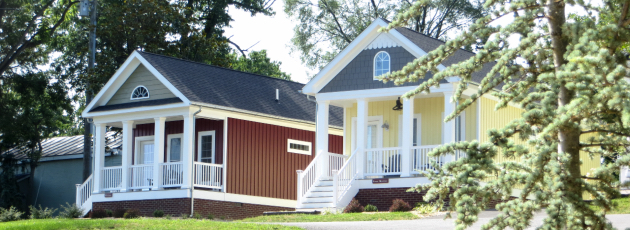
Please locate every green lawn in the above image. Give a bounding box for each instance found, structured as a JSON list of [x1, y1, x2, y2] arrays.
[[0, 218, 300, 230], [591, 197, 630, 214], [237, 212, 420, 222]]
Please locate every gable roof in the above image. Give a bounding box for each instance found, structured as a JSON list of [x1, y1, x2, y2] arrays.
[[86, 51, 343, 127], [4, 132, 121, 160]]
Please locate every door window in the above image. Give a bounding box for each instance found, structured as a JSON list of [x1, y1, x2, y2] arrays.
[[138, 141, 154, 165], [197, 131, 216, 163], [167, 134, 183, 162]]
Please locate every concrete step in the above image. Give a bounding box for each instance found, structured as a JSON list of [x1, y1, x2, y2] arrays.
[[300, 202, 335, 209], [311, 185, 333, 192], [303, 196, 333, 203]]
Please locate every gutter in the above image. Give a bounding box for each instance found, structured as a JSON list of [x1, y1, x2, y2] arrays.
[[190, 106, 202, 217]]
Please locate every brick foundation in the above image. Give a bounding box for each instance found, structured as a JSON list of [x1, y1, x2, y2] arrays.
[[93, 197, 294, 219]]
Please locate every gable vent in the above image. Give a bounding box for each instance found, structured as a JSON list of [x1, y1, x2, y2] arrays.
[[365, 34, 400, 50]]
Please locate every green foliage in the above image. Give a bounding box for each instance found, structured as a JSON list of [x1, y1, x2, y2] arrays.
[[105, 210, 113, 217], [343, 198, 364, 213], [380, 0, 630, 228], [413, 202, 437, 214], [388, 199, 412, 212], [207, 213, 214, 220], [237, 212, 419, 222], [193, 212, 203, 219], [28, 205, 56, 219], [153, 210, 164, 218], [58, 203, 83, 219], [112, 209, 126, 218], [228, 50, 292, 81], [0, 155, 24, 209], [91, 209, 108, 219], [283, 0, 485, 70], [0, 218, 302, 229], [123, 209, 140, 219], [364, 204, 378, 212], [0, 206, 23, 222], [181, 213, 190, 219], [164, 214, 172, 220]]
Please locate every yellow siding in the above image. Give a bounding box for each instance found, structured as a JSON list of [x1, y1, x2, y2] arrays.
[[463, 100, 478, 141]]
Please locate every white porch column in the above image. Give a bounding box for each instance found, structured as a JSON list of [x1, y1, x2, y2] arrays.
[[443, 92, 456, 163], [181, 113, 194, 189], [152, 117, 166, 190], [401, 97, 415, 177], [356, 98, 368, 179], [121, 120, 134, 192], [316, 100, 330, 178], [92, 123, 106, 194]]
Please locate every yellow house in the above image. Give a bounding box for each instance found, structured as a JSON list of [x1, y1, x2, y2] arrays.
[[297, 18, 601, 210]]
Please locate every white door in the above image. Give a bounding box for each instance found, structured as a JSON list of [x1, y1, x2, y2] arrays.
[[136, 141, 154, 187]]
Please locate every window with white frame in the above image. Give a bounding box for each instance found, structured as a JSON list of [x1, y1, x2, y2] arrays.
[[287, 139, 312, 155], [398, 114, 422, 146], [373, 51, 390, 79], [197, 131, 215, 163], [130, 85, 149, 99], [167, 134, 183, 162]]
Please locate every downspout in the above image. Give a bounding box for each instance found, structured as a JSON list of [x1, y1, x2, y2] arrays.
[[190, 106, 202, 217]]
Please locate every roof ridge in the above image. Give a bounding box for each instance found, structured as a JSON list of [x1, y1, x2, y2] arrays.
[[394, 27, 477, 55], [137, 51, 307, 86]]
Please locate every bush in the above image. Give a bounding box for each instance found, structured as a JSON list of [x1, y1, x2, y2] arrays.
[[106, 210, 113, 217], [389, 199, 412, 212], [29, 205, 56, 219], [207, 213, 214, 219], [364, 204, 378, 212], [180, 213, 189, 219], [414, 202, 437, 214], [59, 202, 84, 218], [193, 212, 203, 219], [165, 214, 172, 219], [343, 198, 364, 213], [153, 210, 164, 218], [0, 206, 23, 222], [91, 209, 108, 219], [123, 209, 140, 219], [113, 208, 126, 218]]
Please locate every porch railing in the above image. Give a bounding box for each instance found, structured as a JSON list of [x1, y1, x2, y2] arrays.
[[411, 145, 441, 172], [193, 162, 222, 189], [296, 151, 326, 203], [160, 162, 183, 187], [328, 153, 348, 178], [129, 165, 153, 189], [364, 147, 402, 176], [102, 166, 123, 191], [75, 174, 93, 216], [333, 149, 359, 205]]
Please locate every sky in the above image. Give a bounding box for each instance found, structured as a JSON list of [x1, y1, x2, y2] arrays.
[[224, 1, 313, 84]]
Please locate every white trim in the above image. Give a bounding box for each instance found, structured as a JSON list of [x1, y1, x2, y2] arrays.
[[315, 83, 454, 102], [166, 134, 183, 162], [85, 103, 189, 118], [130, 85, 150, 100], [373, 51, 391, 80], [343, 107, 347, 155], [83, 51, 191, 118], [92, 189, 190, 202], [365, 33, 400, 50], [193, 190, 297, 208], [287, 139, 312, 155], [197, 130, 216, 164], [351, 116, 383, 151], [134, 136, 154, 165], [222, 118, 229, 192], [459, 111, 466, 141], [398, 114, 422, 146]]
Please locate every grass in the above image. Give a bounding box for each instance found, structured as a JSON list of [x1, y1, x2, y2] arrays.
[[591, 196, 630, 214], [0, 218, 301, 230], [237, 212, 420, 223]]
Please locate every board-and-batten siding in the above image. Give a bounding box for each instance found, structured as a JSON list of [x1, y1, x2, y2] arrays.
[[106, 65, 177, 105], [132, 119, 224, 164], [226, 118, 343, 200]]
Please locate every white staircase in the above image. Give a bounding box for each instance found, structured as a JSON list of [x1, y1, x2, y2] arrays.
[[299, 179, 335, 209], [75, 174, 93, 216]]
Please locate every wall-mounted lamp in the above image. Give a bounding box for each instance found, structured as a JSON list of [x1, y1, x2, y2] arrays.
[[382, 121, 390, 131], [392, 97, 403, 111]]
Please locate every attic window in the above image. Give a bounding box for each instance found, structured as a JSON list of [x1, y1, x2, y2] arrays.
[[131, 86, 149, 100], [287, 139, 311, 155], [373, 51, 390, 80]]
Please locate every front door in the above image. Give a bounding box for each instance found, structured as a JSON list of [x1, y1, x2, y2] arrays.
[[136, 141, 154, 187]]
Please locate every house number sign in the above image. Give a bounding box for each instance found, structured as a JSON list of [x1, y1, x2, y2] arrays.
[[105, 193, 113, 198], [372, 178, 389, 184]]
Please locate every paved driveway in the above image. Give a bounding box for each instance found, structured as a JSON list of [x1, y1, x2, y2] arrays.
[[279, 211, 630, 230]]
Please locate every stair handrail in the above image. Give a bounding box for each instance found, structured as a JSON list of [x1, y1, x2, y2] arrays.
[[296, 150, 328, 205], [333, 149, 359, 206], [75, 174, 93, 215]]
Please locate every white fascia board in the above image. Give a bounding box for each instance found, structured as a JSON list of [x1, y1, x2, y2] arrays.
[[82, 51, 191, 118], [315, 83, 454, 102], [91, 105, 192, 124], [85, 103, 190, 120], [193, 190, 297, 208]]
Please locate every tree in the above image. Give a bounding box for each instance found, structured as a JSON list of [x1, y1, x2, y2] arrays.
[[378, 0, 630, 228], [228, 50, 292, 80], [284, 0, 485, 70]]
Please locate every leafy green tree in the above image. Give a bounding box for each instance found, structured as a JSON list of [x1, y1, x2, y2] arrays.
[[379, 0, 630, 228], [228, 50, 292, 80], [284, 0, 485, 70]]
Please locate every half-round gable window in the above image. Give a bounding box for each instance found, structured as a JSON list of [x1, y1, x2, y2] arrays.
[[131, 86, 150, 100], [373, 51, 390, 79]]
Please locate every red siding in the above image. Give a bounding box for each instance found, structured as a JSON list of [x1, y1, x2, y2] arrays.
[[226, 118, 343, 200]]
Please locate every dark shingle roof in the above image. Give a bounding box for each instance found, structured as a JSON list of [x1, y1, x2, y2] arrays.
[[137, 52, 343, 127], [91, 98, 183, 112], [5, 132, 121, 160]]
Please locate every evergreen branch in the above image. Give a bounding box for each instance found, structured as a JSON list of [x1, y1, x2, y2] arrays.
[[581, 130, 630, 137]]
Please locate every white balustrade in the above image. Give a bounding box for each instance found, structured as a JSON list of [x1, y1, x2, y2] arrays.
[[102, 167, 123, 191], [129, 165, 154, 189], [364, 147, 402, 176], [333, 149, 359, 205], [161, 162, 183, 187], [75, 174, 93, 216], [193, 162, 223, 189], [328, 153, 348, 178], [411, 145, 443, 173], [297, 151, 325, 201]]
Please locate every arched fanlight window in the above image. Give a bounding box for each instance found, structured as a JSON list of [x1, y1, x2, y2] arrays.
[[130, 86, 150, 100], [373, 51, 390, 79]]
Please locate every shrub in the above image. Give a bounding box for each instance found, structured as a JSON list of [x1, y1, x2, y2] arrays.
[[106, 210, 113, 217], [389, 199, 412, 212], [207, 213, 214, 219], [153, 210, 164, 218], [59, 202, 84, 218], [193, 212, 203, 219], [29, 205, 56, 219], [414, 202, 437, 214], [343, 198, 364, 213], [91, 209, 108, 219], [123, 209, 140, 219], [0, 206, 23, 222], [165, 214, 172, 219], [180, 213, 189, 219], [113, 208, 126, 218], [364, 204, 378, 212]]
